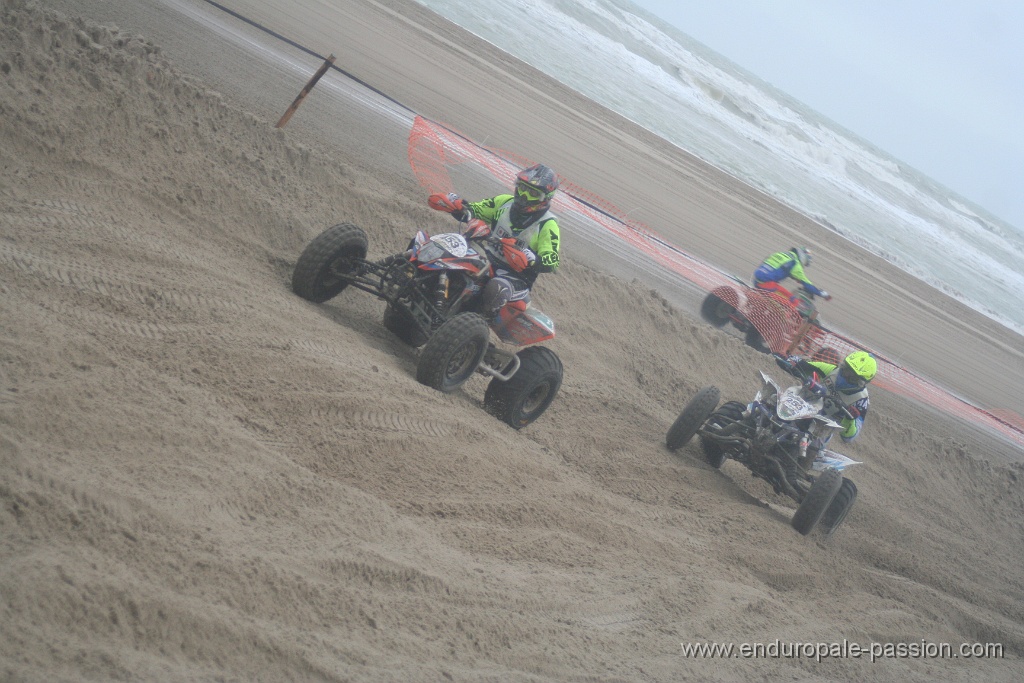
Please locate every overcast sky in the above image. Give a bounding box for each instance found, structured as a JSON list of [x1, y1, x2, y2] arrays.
[[628, 0, 1024, 230]]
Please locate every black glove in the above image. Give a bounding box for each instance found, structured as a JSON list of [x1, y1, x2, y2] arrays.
[[775, 354, 797, 374]]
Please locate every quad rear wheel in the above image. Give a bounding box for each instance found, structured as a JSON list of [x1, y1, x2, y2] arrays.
[[700, 292, 735, 327], [484, 346, 563, 429], [791, 467, 844, 535], [819, 477, 857, 537], [416, 313, 490, 393]]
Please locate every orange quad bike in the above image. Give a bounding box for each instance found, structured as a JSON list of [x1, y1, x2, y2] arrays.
[[291, 209, 562, 430], [700, 276, 827, 355]]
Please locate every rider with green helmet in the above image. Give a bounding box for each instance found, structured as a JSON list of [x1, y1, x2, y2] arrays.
[[777, 350, 877, 442]]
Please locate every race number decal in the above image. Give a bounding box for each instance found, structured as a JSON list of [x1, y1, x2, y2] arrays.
[[778, 392, 813, 420], [432, 233, 468, 257]]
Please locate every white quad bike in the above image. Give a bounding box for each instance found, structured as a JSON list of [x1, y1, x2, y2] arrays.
[[666, 363, 861, 536]]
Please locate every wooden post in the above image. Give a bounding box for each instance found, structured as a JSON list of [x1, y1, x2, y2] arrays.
[[275, 54, 336, 128], [787, 320, 812, 355]]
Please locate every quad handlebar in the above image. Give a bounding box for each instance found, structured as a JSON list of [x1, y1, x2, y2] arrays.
[[773, 353, 855, 420]]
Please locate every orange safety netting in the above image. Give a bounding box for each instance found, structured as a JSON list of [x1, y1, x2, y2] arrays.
[[408, 116, 1024, 449]]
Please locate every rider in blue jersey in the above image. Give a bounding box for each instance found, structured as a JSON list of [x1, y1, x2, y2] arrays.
[[753, 247, 831, 300]]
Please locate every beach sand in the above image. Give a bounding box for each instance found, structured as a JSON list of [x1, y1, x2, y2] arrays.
[[1, 0, 1022, 680]]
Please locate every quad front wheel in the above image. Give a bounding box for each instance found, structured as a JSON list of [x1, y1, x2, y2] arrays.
[[291, 223, 368, 302], [484, 346, 563, 429], [416, 313, 490, 393], [666, 386, 720, 451], [791, 467, 844, 535]]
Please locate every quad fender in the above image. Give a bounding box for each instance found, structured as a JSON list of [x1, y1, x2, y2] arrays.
[[493, 304, 555, 346]]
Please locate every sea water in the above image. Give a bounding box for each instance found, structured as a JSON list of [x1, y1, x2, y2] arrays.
[[414, 0, 1024, 335]]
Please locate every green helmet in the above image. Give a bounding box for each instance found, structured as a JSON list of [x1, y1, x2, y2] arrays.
[[840, 351, 877, 388]]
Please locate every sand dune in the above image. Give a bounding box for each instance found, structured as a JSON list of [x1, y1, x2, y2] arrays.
[[1, 1, 1022, 681]]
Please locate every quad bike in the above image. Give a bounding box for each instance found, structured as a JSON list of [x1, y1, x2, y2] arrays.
[[701, 276, 827, 355], [665, 362, 861, 536], [290, 216, 562, 429]]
